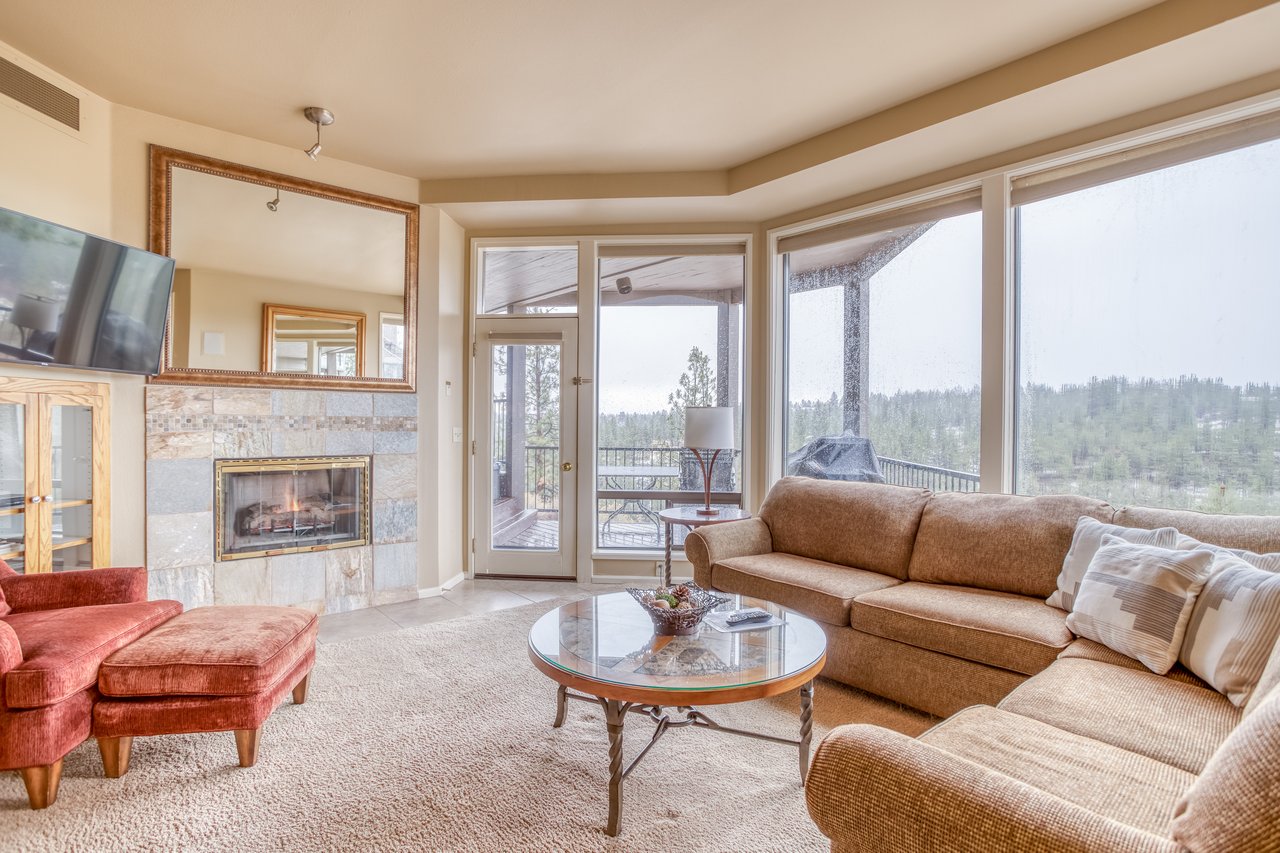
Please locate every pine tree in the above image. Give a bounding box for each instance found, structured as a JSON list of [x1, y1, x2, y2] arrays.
[[667, 346, 715, 435]]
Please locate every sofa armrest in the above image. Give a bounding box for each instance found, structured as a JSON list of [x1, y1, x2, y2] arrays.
[[0, 566, 149, 613], [0, 621, 21, 674], [806, 724, 1177, 853], [685, 518, 773, 589]]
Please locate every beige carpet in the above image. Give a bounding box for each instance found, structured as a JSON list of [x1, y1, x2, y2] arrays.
[[3, 598, 933, 852]]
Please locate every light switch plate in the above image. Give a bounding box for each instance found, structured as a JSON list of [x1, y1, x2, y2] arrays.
[[202, 331, 225, 356], [452, 427, 463, 443]]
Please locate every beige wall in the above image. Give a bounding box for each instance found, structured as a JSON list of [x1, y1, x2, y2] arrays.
[[0, 39, 468, 586], [174, 268, 402, 374]]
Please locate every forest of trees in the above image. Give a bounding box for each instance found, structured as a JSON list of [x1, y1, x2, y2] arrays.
[[599, 370, 1280, 515]]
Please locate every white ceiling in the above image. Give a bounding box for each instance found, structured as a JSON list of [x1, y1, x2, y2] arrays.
[[170, 167, 406, 293], [2, 1, 1279, 228]]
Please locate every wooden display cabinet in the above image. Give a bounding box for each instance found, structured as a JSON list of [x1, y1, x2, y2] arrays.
[[0, 377, 109, 573]]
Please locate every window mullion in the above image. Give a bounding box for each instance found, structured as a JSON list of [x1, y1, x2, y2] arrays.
[[979, 174, 1014, 494]]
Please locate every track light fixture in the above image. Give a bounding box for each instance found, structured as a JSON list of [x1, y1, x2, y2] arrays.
[[266, 188, 280, 212], [302, 106, 334, 160]]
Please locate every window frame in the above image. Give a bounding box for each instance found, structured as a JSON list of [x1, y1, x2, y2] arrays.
[[767, 98, 1280, 504]]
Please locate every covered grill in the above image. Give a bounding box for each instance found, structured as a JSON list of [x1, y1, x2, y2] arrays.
[[785, 432, 885, 483]]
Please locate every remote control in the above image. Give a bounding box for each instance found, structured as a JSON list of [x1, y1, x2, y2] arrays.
[[726, 609, 771, 625]]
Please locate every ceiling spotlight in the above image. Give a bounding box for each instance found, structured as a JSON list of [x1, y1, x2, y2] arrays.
[[302, 106, 334, 160], [616, 276, 633, 295], [266, 188, 280, 212]]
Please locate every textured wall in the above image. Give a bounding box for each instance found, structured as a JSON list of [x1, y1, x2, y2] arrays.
[[144, 385, 419, 613]]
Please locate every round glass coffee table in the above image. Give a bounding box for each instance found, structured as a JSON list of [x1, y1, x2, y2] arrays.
[[528, 591, 827, 836]]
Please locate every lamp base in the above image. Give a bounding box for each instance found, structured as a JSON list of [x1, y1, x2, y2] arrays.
[[695, 507, 720, 516]]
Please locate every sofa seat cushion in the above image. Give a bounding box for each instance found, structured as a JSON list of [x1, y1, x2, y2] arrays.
[[999, 658, 1241, 774], [908, 492, 1113, 598], [850, 583, 1071, 675], [921, 705, 1196, 836], [1058, 638, 1209, 688], [712, 554, 899, 626], [99, 605, 318, 698], [3, 599, 183, 709]]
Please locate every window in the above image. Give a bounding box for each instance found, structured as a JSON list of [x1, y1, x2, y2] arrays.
[[1015, 135, 1280, 513], [782, 202, 981, 492], [595, 248, 745, 550], [478, 245, 578, 315], [379, 312, 404, 379]]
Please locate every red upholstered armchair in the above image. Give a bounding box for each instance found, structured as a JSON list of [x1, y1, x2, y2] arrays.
[[0, 561, 181, 809]]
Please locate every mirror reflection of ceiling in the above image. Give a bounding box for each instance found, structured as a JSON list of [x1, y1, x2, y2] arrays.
[[170, 167, 405, 295]]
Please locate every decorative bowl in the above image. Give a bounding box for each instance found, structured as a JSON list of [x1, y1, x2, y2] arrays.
[[626, 582, 729, 636]]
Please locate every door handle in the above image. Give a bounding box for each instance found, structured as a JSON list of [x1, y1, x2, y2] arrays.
[[561, 461, 574, 472], [29, 495, 41, 504]]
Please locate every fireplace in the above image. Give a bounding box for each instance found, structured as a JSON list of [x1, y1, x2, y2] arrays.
[[214, 456, 370, 561]]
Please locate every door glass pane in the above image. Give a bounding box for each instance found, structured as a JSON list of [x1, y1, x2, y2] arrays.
[[51, 541, 92, 572], [0, 511, 23, 572], [52, 405, 93, 503], [783, 211, 982, 492], [491, 342, 562, 550], [479, 246, 578, 315], [1016, 137, 1280, 512], [595, 253, 744, 551], [0, 402, 24, 510]]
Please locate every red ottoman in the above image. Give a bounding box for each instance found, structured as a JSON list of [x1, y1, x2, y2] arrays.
[[92, 605, 317, 777]]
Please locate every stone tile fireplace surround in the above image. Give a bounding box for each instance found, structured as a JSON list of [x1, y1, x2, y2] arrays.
[[145, 386, 419, 613]]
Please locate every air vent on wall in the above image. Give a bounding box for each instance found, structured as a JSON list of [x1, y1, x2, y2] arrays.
[[0, 56, 79, 131]]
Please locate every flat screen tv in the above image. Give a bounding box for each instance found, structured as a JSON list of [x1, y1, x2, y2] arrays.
[[0, 206, 175, 375]]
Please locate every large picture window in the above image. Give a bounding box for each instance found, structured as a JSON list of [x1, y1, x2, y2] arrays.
[[1015, 135, 1280, 513], [782, 203, 981, 492]]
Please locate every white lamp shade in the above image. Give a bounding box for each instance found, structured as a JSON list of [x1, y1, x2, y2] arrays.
[[684, 406, 735, 449], [11, 293, 60, 332]]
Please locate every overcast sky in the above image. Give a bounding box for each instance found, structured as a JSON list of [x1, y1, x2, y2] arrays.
[[593, 137, 1279, 415]]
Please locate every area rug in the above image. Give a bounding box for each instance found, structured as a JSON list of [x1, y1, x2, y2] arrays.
[[3, 598, 933, 852]]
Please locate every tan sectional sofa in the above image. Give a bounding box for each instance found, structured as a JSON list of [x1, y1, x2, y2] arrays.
[[686, 477, 1280, 852]]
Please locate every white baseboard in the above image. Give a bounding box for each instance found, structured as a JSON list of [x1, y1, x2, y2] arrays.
[[418, 571, 466, 599]]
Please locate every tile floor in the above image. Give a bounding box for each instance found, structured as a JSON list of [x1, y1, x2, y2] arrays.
[[317, 577, 628, 644]]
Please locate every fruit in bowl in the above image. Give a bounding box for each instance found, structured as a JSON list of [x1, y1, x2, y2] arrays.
[[627, 582, 729, 636]]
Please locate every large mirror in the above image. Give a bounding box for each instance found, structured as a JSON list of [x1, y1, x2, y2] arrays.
[[149, 146, 417, 390]]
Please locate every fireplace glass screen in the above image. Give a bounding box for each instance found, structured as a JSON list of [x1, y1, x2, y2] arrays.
[[215, 456, 369, 561]]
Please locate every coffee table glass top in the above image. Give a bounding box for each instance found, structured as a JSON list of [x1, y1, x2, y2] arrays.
[[529, 591, 826, 693]]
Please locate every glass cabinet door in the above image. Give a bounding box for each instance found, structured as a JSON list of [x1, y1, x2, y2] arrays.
[[49, 404, 95, 572], [0, 400, 28, 572]]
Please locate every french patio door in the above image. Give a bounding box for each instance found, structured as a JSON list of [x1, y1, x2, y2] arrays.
[[473, 317, 578, 577]]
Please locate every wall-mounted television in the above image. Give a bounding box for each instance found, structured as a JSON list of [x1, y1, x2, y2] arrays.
[[0, 206, 175, 375]]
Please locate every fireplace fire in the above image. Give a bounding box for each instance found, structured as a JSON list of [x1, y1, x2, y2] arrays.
[[215, 456, 370, 561]]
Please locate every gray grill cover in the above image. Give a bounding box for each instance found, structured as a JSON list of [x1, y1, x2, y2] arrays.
[[786, 432, 886, 483]]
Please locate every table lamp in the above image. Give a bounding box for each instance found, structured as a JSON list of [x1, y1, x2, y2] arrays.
[[11, 293, 60, 351], [684, 406, 735, 515]]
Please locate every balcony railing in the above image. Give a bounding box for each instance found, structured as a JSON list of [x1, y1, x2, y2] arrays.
[[876, 456, 980, 493]]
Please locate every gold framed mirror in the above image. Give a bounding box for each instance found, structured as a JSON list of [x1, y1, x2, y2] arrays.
[[148, 145, 417, 391]]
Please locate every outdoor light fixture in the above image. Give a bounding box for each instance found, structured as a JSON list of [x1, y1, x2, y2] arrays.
[[684, 406, 736, 515], [616, 276, 633, 295], [302, 106, 334, 160], [266, 188, 280, 211]]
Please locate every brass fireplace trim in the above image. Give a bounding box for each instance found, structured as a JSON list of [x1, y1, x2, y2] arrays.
[[214, 455, 371, 562]]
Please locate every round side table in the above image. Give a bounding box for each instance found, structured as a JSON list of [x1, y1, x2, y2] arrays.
[[658, 505, 752, 586]]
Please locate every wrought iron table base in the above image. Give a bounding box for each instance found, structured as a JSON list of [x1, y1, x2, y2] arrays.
[[551, 681, 815, 837]]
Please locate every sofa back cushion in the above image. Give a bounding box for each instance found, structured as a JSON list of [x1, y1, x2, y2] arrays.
[[1172, 686, 1280, 852], [908, 492, 1112, 598], [759, 478, 929, 579], [1114, 505, 1280, 554]]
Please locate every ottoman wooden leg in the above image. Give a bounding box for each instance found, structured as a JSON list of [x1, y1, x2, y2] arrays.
[[19, 759, 63, 809], [98, 736, 134, 779], [292, 673, 310, 705], [234, 728, 261, 767]]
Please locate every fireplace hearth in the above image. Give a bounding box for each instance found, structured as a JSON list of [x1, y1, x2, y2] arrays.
[[215, 456, 370, 561]]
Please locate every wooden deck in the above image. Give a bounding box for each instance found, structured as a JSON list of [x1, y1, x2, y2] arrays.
[[494, 515, 669, 550]]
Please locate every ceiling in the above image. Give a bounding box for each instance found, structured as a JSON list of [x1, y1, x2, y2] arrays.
[[2, 1, 1279, 228]]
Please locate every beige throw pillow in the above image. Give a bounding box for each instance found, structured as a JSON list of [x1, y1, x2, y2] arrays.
[[1066, 535, 1214, 674], [1047, 517, 1179, 611], [1179, 550, 1280, 707]]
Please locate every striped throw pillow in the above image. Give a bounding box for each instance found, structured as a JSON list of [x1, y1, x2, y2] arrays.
[[1067, 535, 1215, 674], [1179, 549, 1280, 707], [1047, 517, 1180, 611]]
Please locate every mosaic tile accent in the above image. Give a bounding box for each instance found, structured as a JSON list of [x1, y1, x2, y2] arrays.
[[145, 384, 420, 612]]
